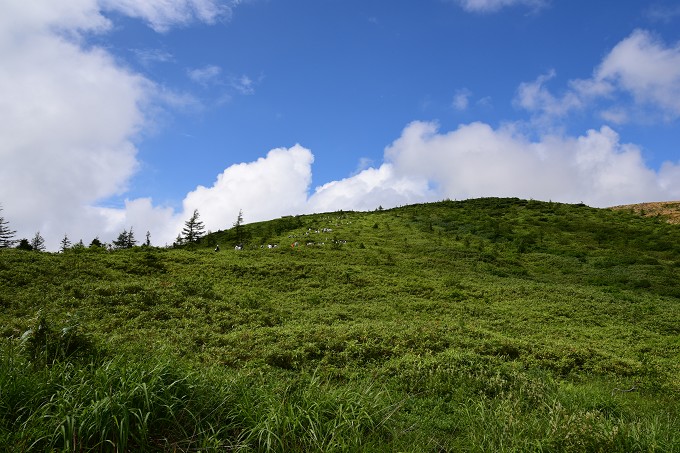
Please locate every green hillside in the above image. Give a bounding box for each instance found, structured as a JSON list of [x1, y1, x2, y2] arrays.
[[1, 198, 679, 451]]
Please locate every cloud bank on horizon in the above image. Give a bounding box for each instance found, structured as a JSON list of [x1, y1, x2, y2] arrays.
[[1, 0, 680, 250]]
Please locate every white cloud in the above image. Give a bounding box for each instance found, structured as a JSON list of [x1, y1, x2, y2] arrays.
[[0, 0, 111, 39], [181, 145, 314, 232], [0, 0, 242, 250], [187, 64, 222, 85], [231, 74, 255, 95], [453, 0, 547, 13], [3, 2, 679, 252], [0, 23, 150, 248], [177, 121, 677, 231], [599, 108, 629, 125], [517, 30, 680, 123], [382, 121, 679, 207], [596, 29, 680, 118], [100, 0, 232, 32], [452, 88, 472, 111], [514, 70, 600, 119], [308, 164, 434, 213]]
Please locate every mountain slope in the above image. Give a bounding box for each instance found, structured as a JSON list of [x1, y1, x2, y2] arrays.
[[1, 198, 679, 451]]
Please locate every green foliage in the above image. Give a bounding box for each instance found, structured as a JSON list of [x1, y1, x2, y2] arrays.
[[113, 228, 137, 249], [1, 198, 679, 451], [60, 234, 71, 252], [0, 206, 17, 248], [15, 238, 32, 251], [29, 231, 45, 251], [180, 209, 206, 245]]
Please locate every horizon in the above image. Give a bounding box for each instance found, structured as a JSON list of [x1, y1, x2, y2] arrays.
[[2, 0, 680, 250]]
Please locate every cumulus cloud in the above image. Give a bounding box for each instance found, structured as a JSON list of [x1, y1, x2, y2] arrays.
[[3, 1, 679, 252], [308, 164, 434, 213], [517, 30, 680, 123], [181, 145, 314, 232], [178, 121, 678, 230], [0, 0, 243, 250], [0, 11, 149, 248], [515, 70, 594, 118], [453, 0, 547, 13], [381, 121, 679, 207], [596, 29, 680, 118]]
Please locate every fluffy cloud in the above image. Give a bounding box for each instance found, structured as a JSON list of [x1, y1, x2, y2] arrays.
[[453, 0, 546, 13], [182, 121, 676, 229], [3, 1, 679, 252], [515, 70, 593, 118], [0, 8, 149, 248], [517, 30, 680, 123], [382, 121, 679, 207], [308, 164, 433, 213], [0, 0, 241, 250], [596, 29, 680, 118], [182, 145, 314, 232]]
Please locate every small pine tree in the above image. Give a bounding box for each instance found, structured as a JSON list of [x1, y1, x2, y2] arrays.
[[234, 209, 244, 246], [60, 234, 71, 252], [181, 209, 205, 244], [112, 229, 127, 249], [145, 230, 151, 247], [0, 206, 17, 248], [30, 231, 46, 252], [113, 228, 136, 249], [16, 238, 32, 251], [127, 227, 137, 248], [89, 237, 103, 248]]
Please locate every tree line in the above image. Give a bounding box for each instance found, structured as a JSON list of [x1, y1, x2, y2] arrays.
[[0, 206, 238, 252]]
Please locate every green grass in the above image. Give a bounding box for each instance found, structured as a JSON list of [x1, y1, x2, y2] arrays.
[[1, 198, 679, 451]]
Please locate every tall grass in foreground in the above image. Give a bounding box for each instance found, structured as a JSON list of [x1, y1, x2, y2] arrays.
[[0, 340, 396, 452]]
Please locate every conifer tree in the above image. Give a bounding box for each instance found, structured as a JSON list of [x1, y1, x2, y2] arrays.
[[127, 227, 136, 248], [234, 209, 244, 246], [0, 206, 17, 248], [113, 228, 137, 249], [181, 209, 205, 244], [30, 231, 46, 252], [16, 238, 32, 250], [60, 234, 71, 252]]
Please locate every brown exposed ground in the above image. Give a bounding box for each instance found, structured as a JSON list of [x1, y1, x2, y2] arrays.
[[610, 201, 680, 224]]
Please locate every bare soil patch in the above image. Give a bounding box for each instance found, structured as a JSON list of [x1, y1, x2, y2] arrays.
[[610, 201, 680, 224]]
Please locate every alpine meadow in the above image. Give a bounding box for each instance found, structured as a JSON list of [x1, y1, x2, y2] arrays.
[[1, 198, 679, 451]]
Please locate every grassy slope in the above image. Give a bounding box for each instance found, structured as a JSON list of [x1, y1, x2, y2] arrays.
[[1, 198, 679, 451]]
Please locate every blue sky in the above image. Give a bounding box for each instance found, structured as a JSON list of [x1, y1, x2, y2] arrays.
[[2, 0, 680, 248]]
